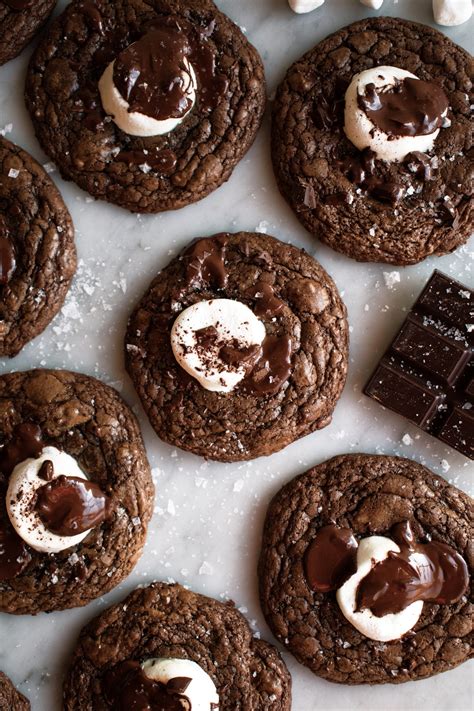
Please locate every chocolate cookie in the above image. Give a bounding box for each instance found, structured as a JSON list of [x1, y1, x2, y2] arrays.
[[63, 582, 291, 710], [25, 0, 266, 213], [0, 0, 56, 66], [0, 137, 76, 358], [0, 369, 154, 615], [125, 231, 348, 462], [259, 454, 473, 684], [272, 17, 473, 265], [0, 671, 29, 711]]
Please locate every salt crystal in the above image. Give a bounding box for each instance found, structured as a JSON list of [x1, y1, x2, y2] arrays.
[[199, 561, 213, 576], [402, 433, 413, 445], [167, 499, 176, 516], [61, 300, 82, 320], [8, 168, 19, 178], [233, 479, 244, 492], [383, 271, 400, 289]]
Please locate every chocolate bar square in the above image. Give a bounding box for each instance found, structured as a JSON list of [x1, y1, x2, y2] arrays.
[[364, 270, 473, 459]]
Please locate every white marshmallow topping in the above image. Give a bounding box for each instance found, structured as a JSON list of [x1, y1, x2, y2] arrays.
[[6, 446, 91, 554], [142, 658, 219, 710], [344, 66, 446, 163], [99, 59, 197, 137], [336, 536, 424, 642], [171, 299, 266, 393]]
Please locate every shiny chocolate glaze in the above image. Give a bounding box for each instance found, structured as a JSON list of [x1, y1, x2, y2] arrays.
[[103, 661, 195, 710], [35, 473, 112, 536], [358, 78, 449, 138], [305, 521, 469, 618], [356, 521, 469, 616], [305, 524, 358, 593], [113, 16, 227, 123]]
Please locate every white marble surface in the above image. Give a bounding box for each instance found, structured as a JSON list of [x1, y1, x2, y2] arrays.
[[0, 1, 473, 709]]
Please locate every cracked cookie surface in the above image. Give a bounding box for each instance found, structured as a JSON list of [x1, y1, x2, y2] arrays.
[[63, 582, 291, 710], [0, 671, 29, 711], [0, 0, 56, 66], [0, 137, 76, 358], [125, 231, 349, 462], [25, 0, 266, 214], [272, 17, 473, 265], [258, 454, 473, 684], [0, 369, 154, 615]]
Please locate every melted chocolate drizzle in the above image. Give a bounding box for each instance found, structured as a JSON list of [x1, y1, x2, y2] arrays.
[[114, 28, 194, 121], [241, 334, 292, 396], [35, 473, 112, 536], [358, 78, 449, 138], [183, 235, 229, 291], [305, 524, 358, 593], [356, 521, 469, 616], [305, 521, 469, 618], [103, 661, 193, 710], [113, 16, 227, 123]]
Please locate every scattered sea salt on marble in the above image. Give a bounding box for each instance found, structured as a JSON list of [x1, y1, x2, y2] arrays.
[[0, 123, 12, 135], [383, 271, 400, 289], [199, 561, 213, 576], [8, 168, 19, 178], [402, 433, 413, 445], [167, 499, 176, 516], [233, 479, 244, 492], [256, 220, 269, 233], [441, 459, 450, 473], [61, 300, 82, 320]]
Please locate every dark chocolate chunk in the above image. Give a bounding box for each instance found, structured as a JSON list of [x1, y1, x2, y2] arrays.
[[364, 270, 473, 459]]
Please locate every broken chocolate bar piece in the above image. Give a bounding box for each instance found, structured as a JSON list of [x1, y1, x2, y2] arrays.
[[364, 270, 473, 459]]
